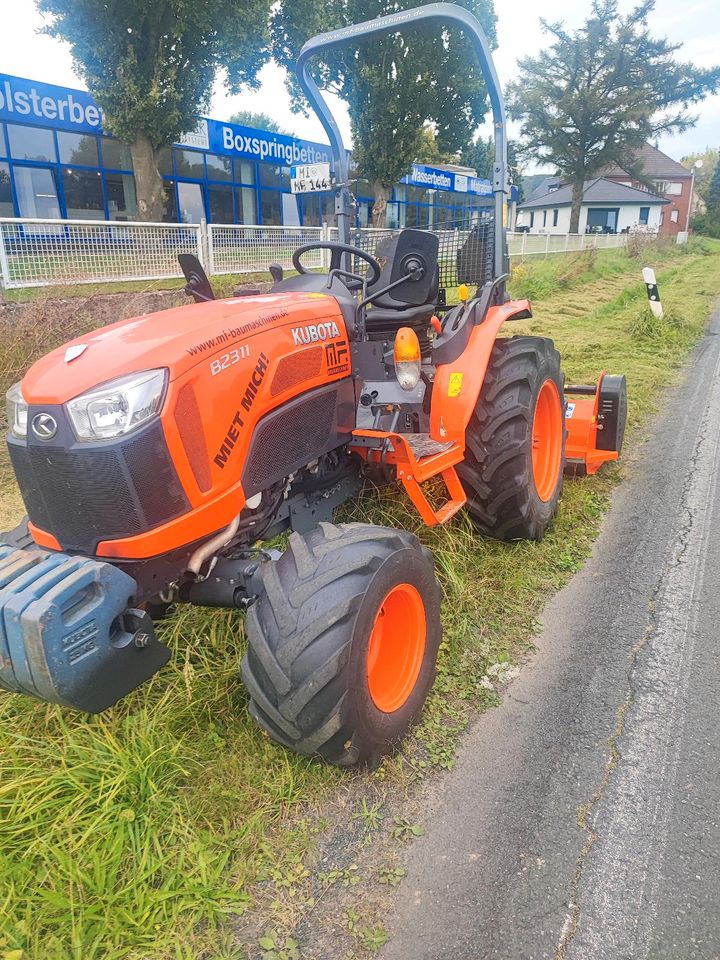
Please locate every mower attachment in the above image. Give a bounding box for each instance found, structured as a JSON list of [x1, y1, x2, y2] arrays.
[[0, 543, 169, 712], [564, 374, 628, 476]]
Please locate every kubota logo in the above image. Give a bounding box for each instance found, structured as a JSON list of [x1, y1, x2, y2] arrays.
[[31, 413, 58, 440], [292, 321, 340, 346]]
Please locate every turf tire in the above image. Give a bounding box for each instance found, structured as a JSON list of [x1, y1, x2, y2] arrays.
[[457, 335, 565, 541], [241, 522, 442, 767]]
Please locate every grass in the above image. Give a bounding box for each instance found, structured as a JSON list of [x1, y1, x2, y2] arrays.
[[1, 237, 720, 960]]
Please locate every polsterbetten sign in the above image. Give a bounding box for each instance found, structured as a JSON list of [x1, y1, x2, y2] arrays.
[[0, 73, 105, 134]]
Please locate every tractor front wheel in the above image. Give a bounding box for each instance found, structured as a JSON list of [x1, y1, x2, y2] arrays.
[[241, 522, 442, 767], [458, 335, 565, 541]]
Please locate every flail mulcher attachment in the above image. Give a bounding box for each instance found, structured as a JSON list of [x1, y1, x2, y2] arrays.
[[564, 374, 628, 476]]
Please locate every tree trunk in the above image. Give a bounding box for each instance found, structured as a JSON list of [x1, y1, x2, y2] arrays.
[[372, 183, 391, 227], [569, 179, 584, 234], [130, 133, 165, 222]]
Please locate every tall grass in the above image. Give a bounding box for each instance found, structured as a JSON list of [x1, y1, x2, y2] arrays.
[[1, 240, 720, 959]]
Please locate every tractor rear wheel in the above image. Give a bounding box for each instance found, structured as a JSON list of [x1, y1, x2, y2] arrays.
[[241, 522, 442, 767], [458, 336, 565, 541]]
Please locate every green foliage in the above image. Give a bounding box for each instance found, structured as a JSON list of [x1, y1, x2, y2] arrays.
[[692, 158, 720, 237], [507, 0, 720, 231], [37, 0, 273, 148], [681, 147, 719, 202], [228, 110, 293, 136], [271, 0, 497, 219], [461, 136, 524, 199]]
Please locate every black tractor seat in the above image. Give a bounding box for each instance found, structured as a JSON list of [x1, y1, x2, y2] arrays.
[[363, 230, 440, 355]]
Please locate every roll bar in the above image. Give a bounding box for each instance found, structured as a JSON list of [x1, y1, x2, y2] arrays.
[[296, 2, 509, 286]]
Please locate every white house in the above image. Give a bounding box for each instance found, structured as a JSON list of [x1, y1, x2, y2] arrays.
[[515, 177, 668, 234]]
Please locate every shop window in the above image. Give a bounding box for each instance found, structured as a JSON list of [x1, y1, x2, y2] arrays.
[[102, 137, 133, 171], [417, 205, 430, 227], [386, 202, 400, 229], [14, 166, 60, 218], [162, 180, 177, 222], [259, 165, 291, 190], [206, 153, 232, 182], [235, 186, 257, 224], [260, 164, 282, 189], [174, 149, 205, 179], [282, 193, 300, 226], [302, 193, 323, 226], [62, 169, 104, 219], [157, 148, 173, 177], [406, 204, 418, 227], [0, 162, 15, 216], [178, 181, 206, 223], [639, 206, 650, 225], [58, 131, 99, 167], [7, 123, 56, 163], [261, 190, 282, 224], [105, 172, 137, 221], [0, 125, 7, 159], [234, 159, 255, 185], [208, 184, 234, 223]]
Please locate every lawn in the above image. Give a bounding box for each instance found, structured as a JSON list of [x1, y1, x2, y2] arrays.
[[1, 236, 720, 960]]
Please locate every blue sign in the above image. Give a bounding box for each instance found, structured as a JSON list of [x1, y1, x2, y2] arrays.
[[207, 118, 332, 166], [0, 73, 105, 135], [402, 162, 493, 197]]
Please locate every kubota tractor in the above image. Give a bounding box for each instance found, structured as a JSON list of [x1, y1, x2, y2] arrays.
[[0, 3, 627, 767]]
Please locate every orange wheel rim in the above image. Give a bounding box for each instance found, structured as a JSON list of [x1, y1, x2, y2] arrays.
[[367, 583, 426, 713], [532, 379, 563, 502]]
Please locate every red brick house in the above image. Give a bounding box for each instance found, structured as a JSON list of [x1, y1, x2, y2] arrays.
[[599, 143, 693, 238]]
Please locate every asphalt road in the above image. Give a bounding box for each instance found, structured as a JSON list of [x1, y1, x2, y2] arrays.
[[381, 308, 720, 960]]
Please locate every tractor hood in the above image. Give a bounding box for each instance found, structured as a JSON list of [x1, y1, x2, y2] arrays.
[[20, 293, 343, 405]]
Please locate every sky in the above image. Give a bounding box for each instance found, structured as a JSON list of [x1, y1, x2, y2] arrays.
[[1, 0, 718, 174]]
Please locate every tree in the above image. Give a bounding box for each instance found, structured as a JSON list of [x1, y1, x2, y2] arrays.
[[461, 136, 524, 200], [693, 159, 720, 237], [38, 0, 273, 220], [271, 0, 497, 225], [681, 147, 719, 202], [228, 110, 293, 136], [507, 0, 720, 233], [415, 125, 462, 166]]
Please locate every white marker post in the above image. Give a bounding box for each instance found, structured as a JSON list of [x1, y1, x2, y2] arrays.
[[642, 266, 663, 318]]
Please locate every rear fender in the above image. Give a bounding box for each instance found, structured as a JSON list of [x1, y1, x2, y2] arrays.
[[430, 299, 531, 444]]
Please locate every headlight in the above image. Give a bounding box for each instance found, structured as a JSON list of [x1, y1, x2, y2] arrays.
[[6, 382, 28, 438], [67, 369, 167, 441]]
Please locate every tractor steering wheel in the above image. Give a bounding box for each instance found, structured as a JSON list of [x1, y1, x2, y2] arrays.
[[292, 242, 382, 292]]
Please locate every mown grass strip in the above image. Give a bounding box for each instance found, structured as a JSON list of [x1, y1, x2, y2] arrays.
[[0, 239, 719, 960]]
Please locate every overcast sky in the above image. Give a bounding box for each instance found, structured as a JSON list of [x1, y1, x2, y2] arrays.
[[1, 0, 718, 173]]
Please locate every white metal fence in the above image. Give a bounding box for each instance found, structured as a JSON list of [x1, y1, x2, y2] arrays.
[[0, 217, 631, 290]]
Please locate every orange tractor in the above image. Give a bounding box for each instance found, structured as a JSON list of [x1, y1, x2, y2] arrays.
[[1, 3, 626, 766]]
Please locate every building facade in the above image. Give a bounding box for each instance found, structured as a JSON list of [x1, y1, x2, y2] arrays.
[[516, 177, 667, 234], [0, 72, 496, 229], [599, 142, 694, 238]]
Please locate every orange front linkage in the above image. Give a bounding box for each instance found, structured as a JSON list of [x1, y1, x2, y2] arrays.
[[350, 430, 467, 526]]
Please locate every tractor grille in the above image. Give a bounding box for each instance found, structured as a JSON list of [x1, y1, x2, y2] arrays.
[[242, 382, 354, 495], [8, 419, 189, 554], [174, 384, 212, 492], [270, 346, 323, 397]]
